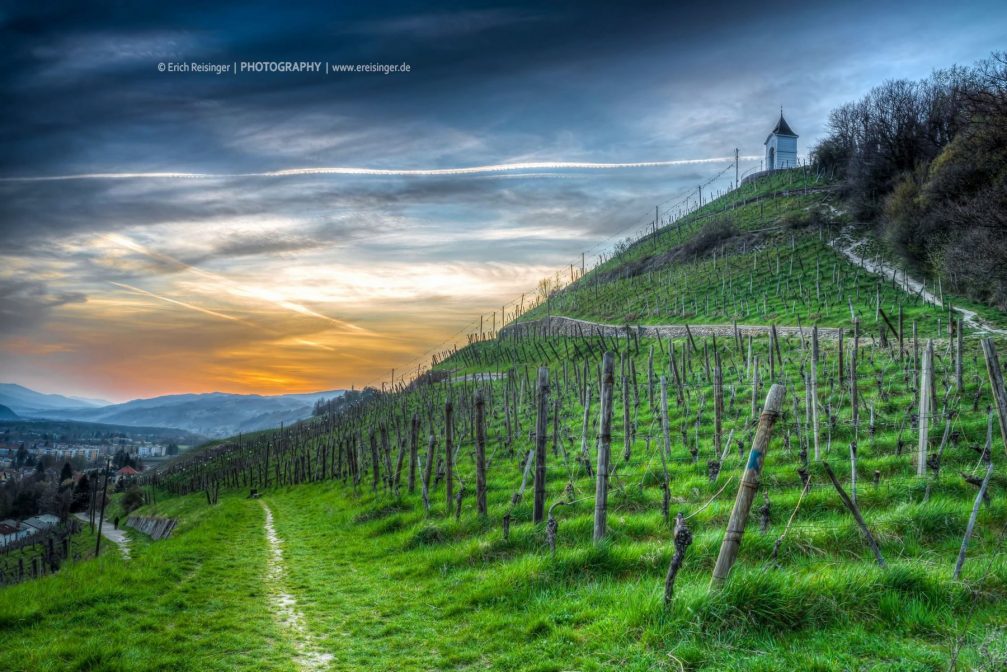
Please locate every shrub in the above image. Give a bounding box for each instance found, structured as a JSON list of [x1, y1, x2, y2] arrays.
[[121, 485, 145, 514]]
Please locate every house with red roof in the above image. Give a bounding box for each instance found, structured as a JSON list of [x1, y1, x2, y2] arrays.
[[115, 465, 139, 482]]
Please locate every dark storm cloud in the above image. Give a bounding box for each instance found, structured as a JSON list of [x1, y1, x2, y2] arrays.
[[0, 0, 928, 176], [0, 278, 86, 334], [4, 0, 1000, 187]]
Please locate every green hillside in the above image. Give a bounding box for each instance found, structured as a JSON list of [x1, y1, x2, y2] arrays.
[[3, 171, 1007, 671], [518, 169, 1003, 334]]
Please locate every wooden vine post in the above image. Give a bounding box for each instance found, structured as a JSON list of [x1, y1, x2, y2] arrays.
[[954, 461, 993, 579], [711, 383, 786, 587], [408, 413, 419, 494], [533, 367, 550, 524], [622, 369, 631, 461], [917, 340, 933, 477], [475, 390, 488, 517], [658, 376, 672, 520], [811, 325, 820, 460], [981, 338, 1007, 459], [850, 319, 859, 435], [422, 432, 435, 513], [822, 461, 886, 567], [713, 357, 724, 459], [369, 431, 380, 494], [594, 352, 615, 543], [955, 317, 963, 391], [445, 400, 454, 513]]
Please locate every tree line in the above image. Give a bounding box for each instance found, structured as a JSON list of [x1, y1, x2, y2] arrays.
[[812, 50, 1007, 309]]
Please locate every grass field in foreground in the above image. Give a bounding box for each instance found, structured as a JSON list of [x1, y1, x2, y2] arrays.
[[0, 495, 295, 672], [7, 331, 1003, 670]]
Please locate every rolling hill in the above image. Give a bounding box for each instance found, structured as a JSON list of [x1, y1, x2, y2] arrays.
[[29, 389, 345, 438], [0, 383, 108, 415]]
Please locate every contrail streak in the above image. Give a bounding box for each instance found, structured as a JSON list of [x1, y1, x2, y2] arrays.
[[109, 282, 241, 322], [0, 157, 761, 182], [100, 233, 370, 335], [109, 282, 336, 351]]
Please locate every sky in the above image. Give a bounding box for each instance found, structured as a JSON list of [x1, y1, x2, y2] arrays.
[[1, 0, 1005, 402]]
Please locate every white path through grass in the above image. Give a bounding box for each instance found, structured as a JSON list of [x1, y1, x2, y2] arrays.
[[73, 512, 130, 559], [832, 226, 1007, 336], [259, 501, 334, 672]]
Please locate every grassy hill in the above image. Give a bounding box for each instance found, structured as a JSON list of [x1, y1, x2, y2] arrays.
[[518, 169, 1002, 335], [3, 168, 1007, 671]]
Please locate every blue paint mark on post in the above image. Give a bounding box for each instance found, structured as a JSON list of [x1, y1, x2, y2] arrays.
[[746, 449, 763, 471]]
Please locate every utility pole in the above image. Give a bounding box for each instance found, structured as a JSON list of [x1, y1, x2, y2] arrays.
[[697, 185, 703, 207], [95, 458, 110, 558], [735, 148, 739, 188], [88, 475, 97, 532]]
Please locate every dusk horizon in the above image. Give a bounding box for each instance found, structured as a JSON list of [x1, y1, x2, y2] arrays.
[[3, 1, 1004, 402]]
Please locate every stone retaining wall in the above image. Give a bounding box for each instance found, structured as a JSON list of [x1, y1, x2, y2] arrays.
[[498, 316, 844, 342], [126, 515, 177, 540]]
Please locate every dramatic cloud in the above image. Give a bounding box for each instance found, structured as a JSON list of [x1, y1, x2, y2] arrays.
[[1, 0, 1004, 400], [0, 278, 86, 334]]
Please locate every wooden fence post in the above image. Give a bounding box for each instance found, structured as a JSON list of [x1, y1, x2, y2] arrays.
[[955, 317, 963, 392], [981, 338, 1007, 460], [622, 369, 631, 462], [422, 433, 434, 514], [658, 376, 673, 518], [713, 359, 724, 459], [533, 367, 550, 524], [475, 390, 488, 517], [408, 413, 419, 494], [811, 326, 820, 460], [445, 401, 454, 513], [850, 319, 859, 436], [579, 391, 592, 469], [594, 353, 615, 543], [918, 340, 933, 477], [711, 383, 786, 586]]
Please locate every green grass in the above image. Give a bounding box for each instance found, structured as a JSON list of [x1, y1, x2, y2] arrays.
[[5, 168, 1007, 670], [111, 328, 1007, 668], [236, 451, 1007, 670], [516, 169, 1003, 334], [0, 495, 296, 672]]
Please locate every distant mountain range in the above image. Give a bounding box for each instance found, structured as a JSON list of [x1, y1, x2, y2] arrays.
[[0, 384, 344, 439], [0, 383, 109, 413], [0, 404, 19, 421]]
